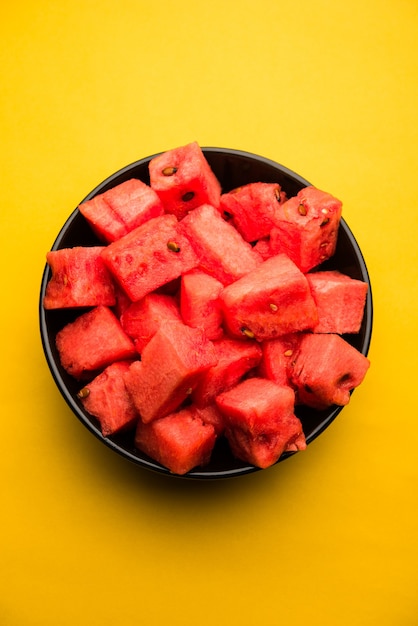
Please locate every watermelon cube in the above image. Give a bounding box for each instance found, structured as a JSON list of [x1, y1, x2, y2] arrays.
[[149, 141, 222, 220], [258, 334, 302, 387], [55, 305, 137, 379], [79, 178, 165, 243], [181, 203, 262, 285], [220, 182, 286, 242], [123, 320, 218, 423], [78, 194, 126, 243], [289, 333, 371, 409], [180, 269, 224, 340], [270, 186, 342, 272], [192, 337, 263, 408], [306, 270, 368, 334], [216, 378, 306, 469], [43, 246, 116, 309], [78, 361, 138, 436], [101, 214, 199, 302], [135, 407, 216, 475], [220, 253, 318, 341], [120, 293, 181, 353]]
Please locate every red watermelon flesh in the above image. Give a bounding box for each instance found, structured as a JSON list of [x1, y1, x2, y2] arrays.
[[149, 141, 222, 220], [289, 333, 370, 409], [258, 333, 302, 387], [192, 337, 263, 408], [103, 178, 164, 233], [78, 194, 126, 243], [216, 377, 306, 469], [270, 186, 342, 272], [123, 321, 218, 423], [55, 305, 137, 379], [220, 182, 286, 242], [43, 246, 116, 309], [306, 270, 368, 334], [220, 253, 318, 341], [285, 431, 308, 453], [101, 214, 199, 302], [78, 360, 138, 436], [194, 403, 226, 436], [180, 203, 262, 285], [120, 293, 181, 353], [112, 282, 133, 318], [180, 269, 224, 340], [135, 407, 216, 475], [79, 178, 164, 243], [252, 237, 273, 261]]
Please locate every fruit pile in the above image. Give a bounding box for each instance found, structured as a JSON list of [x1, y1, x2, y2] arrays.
[[43, 142, 370, 474]]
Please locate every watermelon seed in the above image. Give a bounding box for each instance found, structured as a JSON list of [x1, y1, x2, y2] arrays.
[[241, 327, 255, 339], [162, 166, 177, 176], [223, 210, 233, 219], [186, 387, 193, 395], [167, 241, 181, 253], [284, 349, 293, 357], [269, 303, 278, 312], [77, 387, 90, 399], [182, 191, 195, 202], [320, 242, 328, 247], [298, 204, 307, 216], [320, 217, 330, 227]]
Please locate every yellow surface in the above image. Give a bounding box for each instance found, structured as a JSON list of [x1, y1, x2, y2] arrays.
[[1, 1, 417, 624]]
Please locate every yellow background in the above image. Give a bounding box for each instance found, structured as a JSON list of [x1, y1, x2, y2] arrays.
[[1, 1, 417, 624]]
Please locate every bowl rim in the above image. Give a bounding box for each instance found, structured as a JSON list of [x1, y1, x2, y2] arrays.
[[39, 147, 373, 479]]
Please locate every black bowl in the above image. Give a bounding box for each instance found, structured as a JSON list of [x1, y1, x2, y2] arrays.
[[39, 148, 373, 479]]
